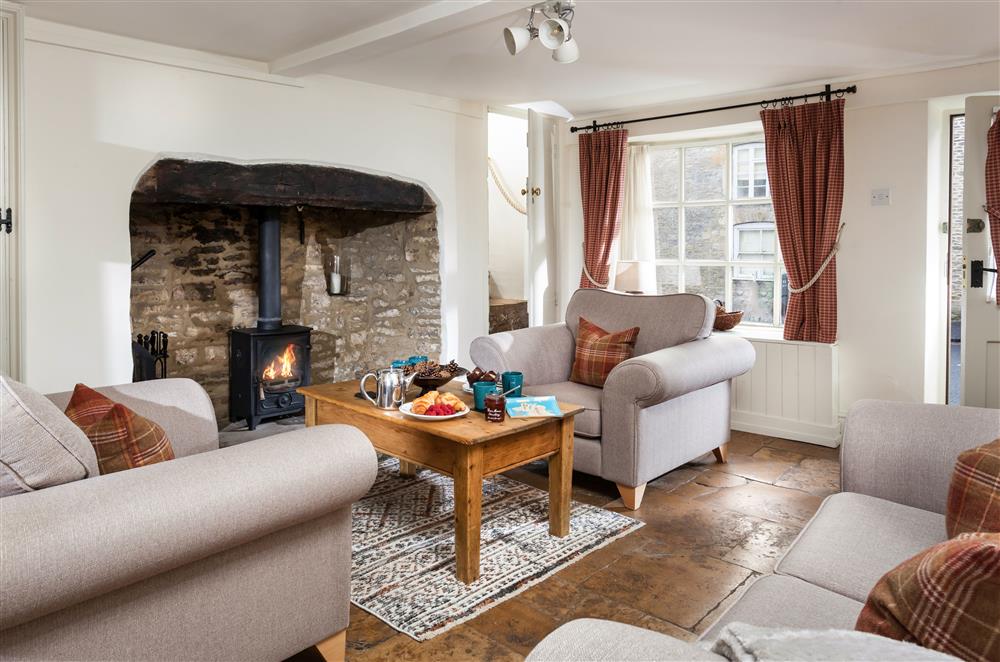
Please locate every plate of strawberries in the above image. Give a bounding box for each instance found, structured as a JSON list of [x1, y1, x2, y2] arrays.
[[399, 391, 469, 421]]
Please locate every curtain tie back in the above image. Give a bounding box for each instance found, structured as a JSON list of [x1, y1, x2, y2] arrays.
[[787, 222, 846, 294]]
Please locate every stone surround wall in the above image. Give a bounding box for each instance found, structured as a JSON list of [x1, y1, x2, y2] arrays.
[[130, 204, 440, 425]]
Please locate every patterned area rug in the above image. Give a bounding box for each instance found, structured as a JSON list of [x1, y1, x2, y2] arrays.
[[351, 457, 644, 641]]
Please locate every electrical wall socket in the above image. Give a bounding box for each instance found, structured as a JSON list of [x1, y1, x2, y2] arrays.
[[871, 188, 891, 206]]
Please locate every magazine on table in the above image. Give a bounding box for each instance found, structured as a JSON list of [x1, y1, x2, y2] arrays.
[[505, 396, 562, 418]]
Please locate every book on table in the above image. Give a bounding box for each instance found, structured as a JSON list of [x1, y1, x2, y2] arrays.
[[505, 396, 562, 418]]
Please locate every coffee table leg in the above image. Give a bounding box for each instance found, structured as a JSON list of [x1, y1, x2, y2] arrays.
[[454, 445, 483, 584], [399, 460, 418, 477], [548, 417, 574, 537]]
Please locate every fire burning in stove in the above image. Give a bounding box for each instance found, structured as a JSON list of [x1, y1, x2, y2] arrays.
[[261, 344, 298, 386]]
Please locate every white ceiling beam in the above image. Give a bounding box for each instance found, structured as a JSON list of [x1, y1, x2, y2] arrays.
[[269, 0, 531, 77]]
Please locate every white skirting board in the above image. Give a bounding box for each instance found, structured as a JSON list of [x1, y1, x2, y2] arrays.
[[730, 338, 841, 447]]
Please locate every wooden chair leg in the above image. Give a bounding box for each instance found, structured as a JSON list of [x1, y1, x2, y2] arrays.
[[315, 628, 346, 662], [713, 443, 729, 464], [616, 483, 647, 510]]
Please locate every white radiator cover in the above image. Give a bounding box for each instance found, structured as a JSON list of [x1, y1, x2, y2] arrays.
[[730, 338, 840, 447]]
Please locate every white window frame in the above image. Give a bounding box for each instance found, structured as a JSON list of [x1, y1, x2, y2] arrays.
[[642, 134, 785, 327]]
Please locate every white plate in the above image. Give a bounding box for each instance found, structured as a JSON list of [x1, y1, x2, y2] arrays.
[[462, 383, 473, 393], [399, 402, 470, 421]]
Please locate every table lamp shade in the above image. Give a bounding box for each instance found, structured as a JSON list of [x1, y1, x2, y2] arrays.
[[613, 260, 656, 294]]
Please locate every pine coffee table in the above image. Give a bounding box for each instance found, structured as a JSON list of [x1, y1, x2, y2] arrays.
[[298, 380, 583, 584]]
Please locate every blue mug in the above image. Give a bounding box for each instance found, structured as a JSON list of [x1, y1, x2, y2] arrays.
[[501, 371, 524, 398], [473, 380, 498, 412]]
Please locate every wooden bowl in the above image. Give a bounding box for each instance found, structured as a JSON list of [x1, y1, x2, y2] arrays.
[[714, 310, 744, 331], [412, 367, 468, 395]]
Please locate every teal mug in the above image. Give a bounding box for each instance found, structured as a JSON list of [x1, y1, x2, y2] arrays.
[[473, 380, 498, 412], [501, 371, 524, 397]]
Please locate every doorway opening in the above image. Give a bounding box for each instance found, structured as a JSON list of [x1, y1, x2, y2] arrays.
[[947, 113, 965, 405], [487, 110, 529, 333]]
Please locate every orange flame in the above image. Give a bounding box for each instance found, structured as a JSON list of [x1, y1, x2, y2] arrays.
[[262, 344, 297, 381]]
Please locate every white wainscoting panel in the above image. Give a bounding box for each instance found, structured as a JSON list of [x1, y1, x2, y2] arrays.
[[731, 339, 840, 447]]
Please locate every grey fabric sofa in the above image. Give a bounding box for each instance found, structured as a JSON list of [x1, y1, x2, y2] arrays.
[[0, 378, 378, 662], [470, 289, 756, 509], [528, 400, 1000, 660]]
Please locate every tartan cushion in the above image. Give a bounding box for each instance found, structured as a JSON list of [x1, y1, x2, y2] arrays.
[[64, 383, 116, 429], [66, 384, 174, 475], [570, 317, 640, 388], [947, 438, 1000, 537], [855, 532, 1000, 662]]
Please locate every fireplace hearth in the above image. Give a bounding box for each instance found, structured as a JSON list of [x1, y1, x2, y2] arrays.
[[229, 207, 311, 430], [129, 158, 442, 427]]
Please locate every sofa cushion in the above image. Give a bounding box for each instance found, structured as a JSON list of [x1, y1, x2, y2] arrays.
[[565, 290, 714, 356], [528, 618, 724, 661], [856, 532, 1000, 662], [570, 317, 640, 387], [75, 399, 176, 475], [699, 575, 863, 642], [775, 492, 946, 603], [712, 623, 955, 661], [64, 383, 117, 428], [946, 438, 1000, 537], [523, 381, 602, 438], [0, 376, 99, 497]]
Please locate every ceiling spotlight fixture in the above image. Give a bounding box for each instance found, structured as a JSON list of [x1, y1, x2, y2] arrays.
[[503, 1, 578, 64]]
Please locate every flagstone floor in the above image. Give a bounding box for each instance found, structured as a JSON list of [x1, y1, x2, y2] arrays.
[[287, 431, 840, 661]]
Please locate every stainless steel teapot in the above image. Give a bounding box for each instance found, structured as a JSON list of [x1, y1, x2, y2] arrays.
[[359, 367, 411, 410]]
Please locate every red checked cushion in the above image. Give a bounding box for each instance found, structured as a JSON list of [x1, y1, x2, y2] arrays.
[[570, 317, 640, 388], [64, 383, 117, 429], [65, 384, 175, 475], [856, 532, 1000, 662], [947, 438, 1000, 537]]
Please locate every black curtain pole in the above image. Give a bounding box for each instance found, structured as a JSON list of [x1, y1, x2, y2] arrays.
[[569, 84, 858, 134]]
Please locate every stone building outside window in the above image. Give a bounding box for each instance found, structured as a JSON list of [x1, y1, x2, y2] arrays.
[[647, 136, 788, 326]]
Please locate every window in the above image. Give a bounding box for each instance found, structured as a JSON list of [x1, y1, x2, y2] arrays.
[[647, 137, 787, 326]]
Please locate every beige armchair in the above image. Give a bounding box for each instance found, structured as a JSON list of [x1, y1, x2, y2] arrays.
[[470, 289, 755, 509], [1, 378, 377, 661]]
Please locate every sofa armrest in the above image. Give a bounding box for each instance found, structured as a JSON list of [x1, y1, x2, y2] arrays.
[[0, 424, 377, 630], [45, 378, 219, 457], [469, 323, 575, 386], [527, 619, 723, 661], [841, 400, 1000, 514], [604, 334, 755, 408]]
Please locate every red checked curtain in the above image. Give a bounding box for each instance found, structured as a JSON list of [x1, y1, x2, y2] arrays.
[[579, 129, 629, 289], [986, 109, 1000, 306], [761, 99, 845, 343]]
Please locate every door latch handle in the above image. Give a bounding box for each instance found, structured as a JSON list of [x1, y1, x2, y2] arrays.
[[1, 208, 10, 234], [519, 187, 541, 198]]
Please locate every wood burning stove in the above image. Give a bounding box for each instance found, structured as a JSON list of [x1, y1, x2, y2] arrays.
[[228, 207, 312, 430]]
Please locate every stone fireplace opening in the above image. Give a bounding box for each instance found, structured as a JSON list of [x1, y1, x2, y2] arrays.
[[129, 158, 441, 427]]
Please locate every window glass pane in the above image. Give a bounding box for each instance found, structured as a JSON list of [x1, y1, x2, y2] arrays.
[[684, 266, 725, 303], [736, 182, 749, 198], [684, 145, 726, 201], [738, 230, 761, 253], [650, 148, 680, 202], [684, 205, 727, 259], [654, 207, 679, 259], [762, 230, 776, 253], [733, 204, 774, 225], [779, 268, 789, 323], [656, 265, 679, 294], [732, 267, 775, 324]]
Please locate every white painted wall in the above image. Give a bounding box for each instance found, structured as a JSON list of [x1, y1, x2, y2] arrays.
[[555, 61, 1000, 415], [21, 18, 488, 393], [487, 112, 527, 300]]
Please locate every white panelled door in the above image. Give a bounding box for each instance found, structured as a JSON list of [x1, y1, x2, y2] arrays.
[[526, 109, 559, 326], [0, 4, 23, 380], [961, 96, 1000, 408]]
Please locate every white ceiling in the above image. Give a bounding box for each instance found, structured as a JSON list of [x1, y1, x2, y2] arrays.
[[21, 1, 1000, 116]]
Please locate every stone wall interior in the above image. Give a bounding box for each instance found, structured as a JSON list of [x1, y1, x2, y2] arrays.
[[129, 160, 441, 425]]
